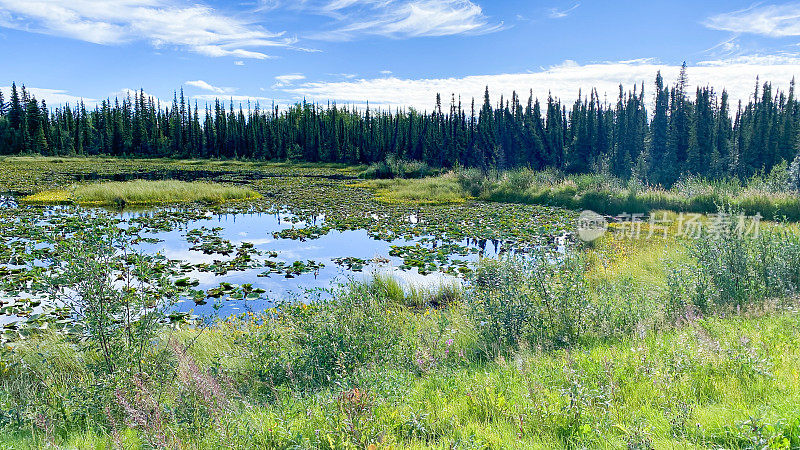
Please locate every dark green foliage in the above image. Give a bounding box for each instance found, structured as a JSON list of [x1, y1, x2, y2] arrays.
[[358, 155, 438, 179]]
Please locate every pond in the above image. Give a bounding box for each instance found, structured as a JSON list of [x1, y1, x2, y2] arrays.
[[130, 209, 509, 319], [0, 177, 577, 340]]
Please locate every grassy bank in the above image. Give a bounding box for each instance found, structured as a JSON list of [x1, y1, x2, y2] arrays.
[[361, 168, 800, 220], [2, 213, 800, 448], [21, 180, 261, 206]]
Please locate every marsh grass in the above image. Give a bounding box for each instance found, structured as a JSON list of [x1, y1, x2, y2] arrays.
[[357, 173, 469, 205], [22, 180, 261, 206], [483, 170, 800, 220], [364, 273, 462, 309], [372, 168, 800, 220]]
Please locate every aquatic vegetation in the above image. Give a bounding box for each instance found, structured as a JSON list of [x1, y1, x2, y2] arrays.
[[332, 256, 369, 271], [17, 190, 71, 205], [259, 260, 324, 278], [271, 225, 331, 241], [389, 243, 476, 275]]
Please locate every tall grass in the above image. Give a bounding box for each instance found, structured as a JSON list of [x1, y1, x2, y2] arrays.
[[668, 213, 800, 313], [379, 167, 800, 220], [23, 179, 261, 206], [360, 172, 468, 205], [480, 169, 800, 220]]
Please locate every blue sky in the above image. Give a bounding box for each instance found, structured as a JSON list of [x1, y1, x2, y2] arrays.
[[2, 0, 800, 110]]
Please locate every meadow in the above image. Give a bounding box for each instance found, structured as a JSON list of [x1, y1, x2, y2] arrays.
[[0, 157, 799, 449]]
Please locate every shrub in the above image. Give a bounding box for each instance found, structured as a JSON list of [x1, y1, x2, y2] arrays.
[[455, 167, 488, 197], [467, 254, 590, 353], [670, 207, 800, 312], [44, 219, 180, 375], [243, 281, 409, 394], [789, 152, 800, 192], [358, 155, 437, 179]]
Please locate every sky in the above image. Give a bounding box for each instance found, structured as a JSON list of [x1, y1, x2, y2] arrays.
[[2, 0, 800, 111]]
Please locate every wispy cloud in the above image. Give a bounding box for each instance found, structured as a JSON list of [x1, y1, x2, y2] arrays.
[[304, 0, 503, 40], [702, 36, 741, 57], [272, 73, 307, 88], [705, 3, 800, 37], [185, 80, 236, 94], [548, 2, 580, 19], [0, 0, 293, 59], [278, 57, 800, 110]]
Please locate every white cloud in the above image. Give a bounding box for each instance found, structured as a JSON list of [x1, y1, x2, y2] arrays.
[[705, 3, 800, 37], [272, 73, 306, 88], [234, 61, 245, 66], [548, 2, 580, 19], [703, 36, 741, 58], [0, 85, 93, 105], [0, 0, 292, 59], [305, 0, 503, 40], [185, 80, 236, 94], [278, 57, 800, 111]]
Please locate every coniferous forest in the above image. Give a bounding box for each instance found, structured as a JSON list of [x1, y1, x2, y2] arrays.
[[1, 65, 799, 186]]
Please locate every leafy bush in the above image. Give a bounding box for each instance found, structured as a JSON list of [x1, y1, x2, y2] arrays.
[[669, 208, 800, 313], [242, 281, 410, 394], [789, 152, 800, 192], [359, 155, 438, 179], [44, 220, 180, 375], [467, 254, 590, 353]]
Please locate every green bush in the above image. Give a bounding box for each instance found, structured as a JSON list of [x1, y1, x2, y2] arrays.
[[359, 155, 438, 179], [669, 208, 800, 312], [467, 254, 590, 353], [242, 281, 410, 394], [455, 167, 488, 197], [789, 152, 800, 192]]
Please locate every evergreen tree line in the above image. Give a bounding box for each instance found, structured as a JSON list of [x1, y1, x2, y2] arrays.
[[1, 64, 798, 186]]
